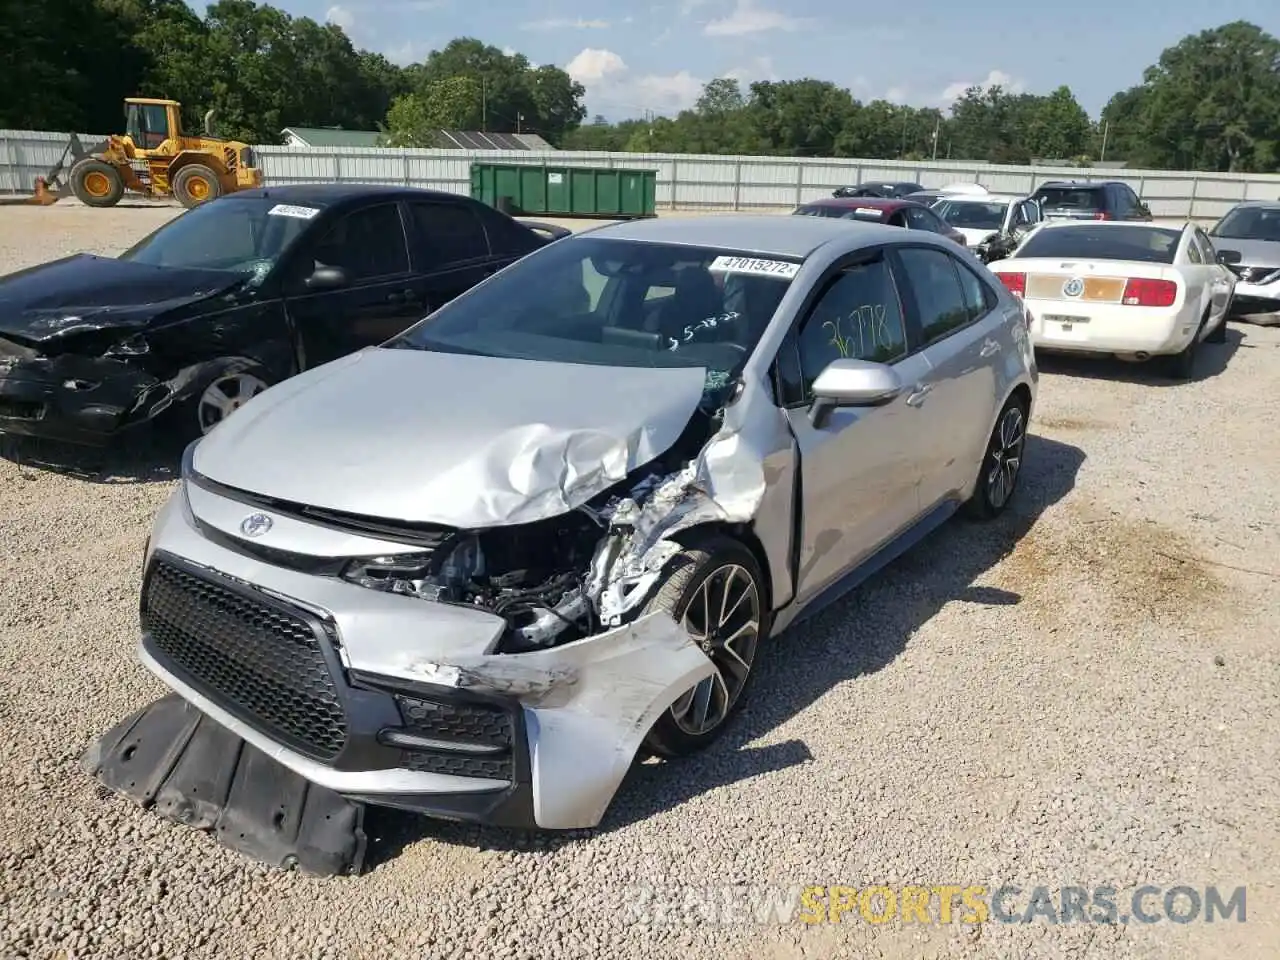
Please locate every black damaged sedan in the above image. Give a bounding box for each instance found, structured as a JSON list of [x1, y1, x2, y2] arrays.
[[0, 184, 567, 445]]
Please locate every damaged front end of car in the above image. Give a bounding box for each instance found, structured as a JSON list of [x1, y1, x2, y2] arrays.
[[82, 362, 791, 876], [0, 318, 220, 445]]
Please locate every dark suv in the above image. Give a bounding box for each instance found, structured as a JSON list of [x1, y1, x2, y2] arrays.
[[1030, 180, 1152, 222]]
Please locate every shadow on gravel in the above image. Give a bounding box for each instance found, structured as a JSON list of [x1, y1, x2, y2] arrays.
[[1035, 324, 1243, 385], [363, 433, 1086, 866], [0, 430, 183, 484]]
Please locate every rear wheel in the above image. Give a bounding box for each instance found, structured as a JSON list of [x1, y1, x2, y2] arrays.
[[640, 536, 768, 759], [1205, 313, 1228, 344], [70, 159, 124, 207], [963, 395, 1028, 520], [1165, 314, 1205, 380], [173, 164, 222, 208]]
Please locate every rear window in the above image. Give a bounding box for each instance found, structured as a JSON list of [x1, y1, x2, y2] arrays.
[[935, 200, 1008, 230], [793, 204, 885, 221], [1034, 186, 1105, 210], [1015, 225, 1181, 263]]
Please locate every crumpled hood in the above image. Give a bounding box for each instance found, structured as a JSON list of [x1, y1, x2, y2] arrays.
[[192, 347, 710, 528], [0, 254, 241, 344]]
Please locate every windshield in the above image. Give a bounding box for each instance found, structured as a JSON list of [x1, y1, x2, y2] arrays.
[[794, 204, 885, 221], [1015, 225, 1181, 263], [1034, 187, 1104, 210], [1210, 206, 1280, 242], [935, 200, 1008, 230], [387, 236, 798, 397], [118, 198, 316, 277]]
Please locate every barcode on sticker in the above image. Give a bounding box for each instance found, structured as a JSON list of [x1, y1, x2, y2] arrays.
[[708, 256, 800, 278], [268, 204, 320, 219]]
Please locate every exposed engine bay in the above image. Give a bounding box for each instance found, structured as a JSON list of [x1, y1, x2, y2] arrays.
[[341, 405, 726, 653]]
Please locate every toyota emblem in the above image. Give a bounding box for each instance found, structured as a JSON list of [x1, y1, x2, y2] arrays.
[[1062, 277, 1085, 298], [239, 513, 273, 537]]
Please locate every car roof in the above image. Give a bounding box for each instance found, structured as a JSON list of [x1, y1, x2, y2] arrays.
[[937, 193, 1022, 203], [1035, 180, 1118, 189], [1226, 199, 1280, 210], [802, 197, 915, 212], [582, 214, 908, 259], [222, 183, 466, 206], [1033, 219, 1184, 231]]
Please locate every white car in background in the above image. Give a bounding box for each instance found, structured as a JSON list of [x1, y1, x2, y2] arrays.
[[933, 193, 1043, 262], [987, 220, 1234, 379]]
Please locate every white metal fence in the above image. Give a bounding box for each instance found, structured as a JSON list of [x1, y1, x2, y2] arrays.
[[4, 128, 1280, 221]]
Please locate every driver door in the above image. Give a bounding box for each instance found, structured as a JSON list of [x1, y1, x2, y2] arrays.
[[281, 201, 423, 369], [776, 252, 933, 605]]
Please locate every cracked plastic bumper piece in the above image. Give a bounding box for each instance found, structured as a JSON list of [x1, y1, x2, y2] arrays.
[[80, 693, 368, 877]]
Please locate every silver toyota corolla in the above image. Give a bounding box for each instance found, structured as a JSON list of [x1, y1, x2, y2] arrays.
[[131, 215, 1037, 833]]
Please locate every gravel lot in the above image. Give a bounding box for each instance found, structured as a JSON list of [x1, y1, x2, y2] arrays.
[[1, 202, 1278, 960]]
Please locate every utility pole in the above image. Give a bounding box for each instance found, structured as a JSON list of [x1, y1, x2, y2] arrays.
[[517, 112, 523, 134], [931, 117, 940, 160], [1099, 121, 1110, 163], [481, 78, 487, 132]]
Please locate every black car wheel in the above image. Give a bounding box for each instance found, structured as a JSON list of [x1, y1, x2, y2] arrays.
[[1165, 311, 1208, 379], [1205, 313, 1228, 343], [964, 395, 1028, 520], [640, 536, 768, 758]]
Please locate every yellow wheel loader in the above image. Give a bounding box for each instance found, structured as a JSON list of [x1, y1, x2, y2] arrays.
[[6, 98, 262, 209]]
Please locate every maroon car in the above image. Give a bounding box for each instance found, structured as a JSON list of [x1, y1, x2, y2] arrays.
[[792, 197, 968, 247]]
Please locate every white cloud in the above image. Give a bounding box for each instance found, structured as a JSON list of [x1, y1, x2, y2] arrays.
[[522, 17, 610, 30], [566, 47, 703, 116], [634, 71, 704, 112], [939, 69, 1026, 105], [704, 0, 806, 36], [325, 4, 354, 29], [884, 87, 909, 104], [566, 47, 628, 83]]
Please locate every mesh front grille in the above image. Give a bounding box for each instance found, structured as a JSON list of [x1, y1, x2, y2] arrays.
[[143, 557, 347, 760], [401, 752, 513, 779]]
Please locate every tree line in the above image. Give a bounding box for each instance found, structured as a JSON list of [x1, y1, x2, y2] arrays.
[[1, 3, 1277, 172]]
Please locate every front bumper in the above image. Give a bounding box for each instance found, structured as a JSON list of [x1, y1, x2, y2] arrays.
[[1227, 277, 1280, 320], [0, 352, 168, 444], [128, 482, 715, 831]]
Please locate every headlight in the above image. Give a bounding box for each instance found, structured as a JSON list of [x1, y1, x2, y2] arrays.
[[103, 333, 149, 358], [341, 537, 484, 600], [180, 438, 200, 480]]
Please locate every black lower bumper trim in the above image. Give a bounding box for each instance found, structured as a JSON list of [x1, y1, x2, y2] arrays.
[[80, 694, 367, 877]]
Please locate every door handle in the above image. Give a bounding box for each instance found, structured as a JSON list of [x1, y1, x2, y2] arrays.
[[387, 288, 418, 304], [386, 291, 404, 303], [905, 383, 932, 407], [980, 339, 1001, 357]]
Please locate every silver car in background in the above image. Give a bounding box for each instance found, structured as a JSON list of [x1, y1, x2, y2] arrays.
[[123, 215, 1038, 835], [1207, 200, 1280, 325]]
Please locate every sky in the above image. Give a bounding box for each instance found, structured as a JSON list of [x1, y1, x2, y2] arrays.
[[305, 0, 1280, 120]]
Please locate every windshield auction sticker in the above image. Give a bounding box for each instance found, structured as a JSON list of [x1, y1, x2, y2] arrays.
[[709, 256, 800, 278], [267, 204, 321, 219]]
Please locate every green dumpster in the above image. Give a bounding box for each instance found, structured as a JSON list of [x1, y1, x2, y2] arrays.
[[470, 163, 657, 219]]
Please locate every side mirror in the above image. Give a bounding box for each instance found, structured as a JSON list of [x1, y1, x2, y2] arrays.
[[305, 264, 349, 290], [809, 358, 904, 427], [1216, 249, 1242, 265]]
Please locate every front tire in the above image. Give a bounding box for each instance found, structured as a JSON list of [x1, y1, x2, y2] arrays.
[[172, 164, 222, 208], [70, 158, 124, 207], [963, 395, 1028, 520], [640, 536, 768, 759]]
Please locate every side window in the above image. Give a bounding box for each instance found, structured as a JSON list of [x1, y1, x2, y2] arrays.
[[308, 203, 410, 282], [896, 247, 972, 342], [953, 257, 996, 321], [1023, 200, 1042, 223], [796, 259, 907, 395], [410, 202, 489, 268], [904, 207, 935, 231]]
